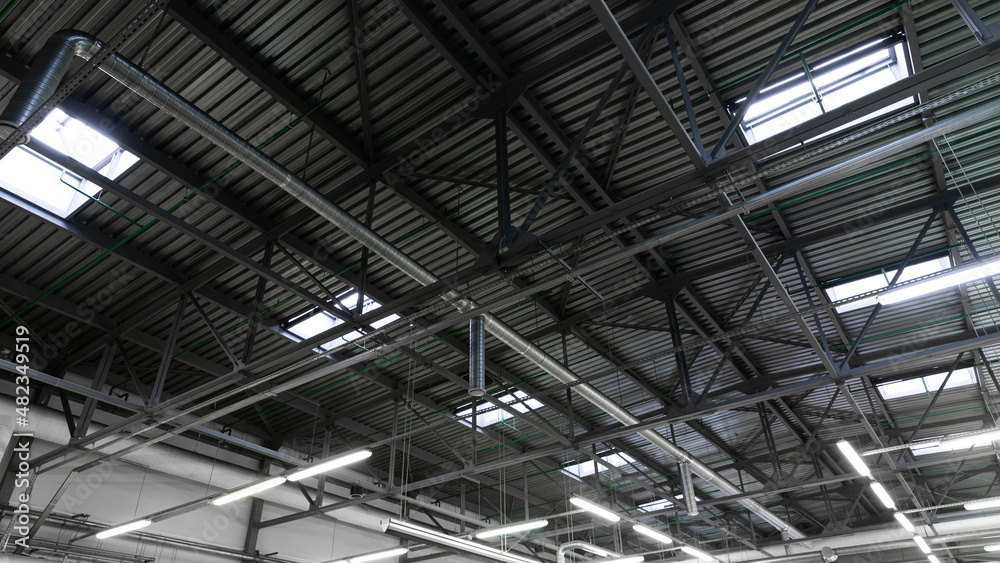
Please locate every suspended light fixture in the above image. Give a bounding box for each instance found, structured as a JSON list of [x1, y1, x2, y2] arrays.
[[680, 545, 716, 561], [212, 477, 286, 505], [870, 482, 895, 509], [633, 524, 674, 544], [928, 555, 941, 563], [913, 535, 931, 554], [596, 557, 644, 563], [893, 512, 915, 532], [475, 519, 549, 539], [836, 440, 871, 477], [351, 547, 409, 563], [287, 450, 372, 482], [984, 544, 1000, 552], [381, 519, 538, 563], [964, 497, 1000, 511], [877, 258, 1000, 305], [940, 428, 1000, 451], [570, 496, 621, 522], [95, 519, 152, 539]]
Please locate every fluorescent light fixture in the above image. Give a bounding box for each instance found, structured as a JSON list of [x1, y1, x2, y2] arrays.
[[870, 482, 895, 509], [475, 519, 548, 539], [913, 535, 931, 554], [964, 497, 1000, 511], [878, 258, 1000, 305], [680, 546, 715, 561], [350, 547, 409, 563], [570, 496, 621, 522], [985, 544, 1000, 552], [928, 556, 941, 563], [381, 519, 538, 563], [288, 450, 372, 482], [836, 440, 871, 477], [95, 519, 152, 539], [597, 557, 644, 563], [940, 428, 1000, 451], [893, 512, 915, 532], [584, 545, 613, 557], [633, 524, 674, 544], [908, 439, 941, 451], [212, 477, 286, 505]]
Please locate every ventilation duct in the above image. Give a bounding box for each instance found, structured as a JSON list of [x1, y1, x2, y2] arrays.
[[0, 30, 806, 540], [469, 316, 486, 396], [680, 462, 698, 516]]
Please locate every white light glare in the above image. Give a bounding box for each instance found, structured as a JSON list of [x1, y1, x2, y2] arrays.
[[985, 544, 1000, 552], [836, 440, 871, 477], [212, 477, 286, 505], [350, 547, 409, 563], [633, 524, 674, 544], [964, 497, 1000, 511], [913, 535, 931, 554], [95, 519, 152, 539], [288, 450, 372, 482], [570, 496, 621, 522], [940, 428, 1000, 451], [870, 482, 895, 509], [877, 258, 1000, 305], [928, 556, 941, 563], [680, 546, 715, 561], [475, 519, 549, 539], [893, 512, 915, 532]]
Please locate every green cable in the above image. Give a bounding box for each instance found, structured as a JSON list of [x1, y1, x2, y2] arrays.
[[744, 123, 1000, 222], [59, 170, 142, 227], [0, 0, 18, 25]]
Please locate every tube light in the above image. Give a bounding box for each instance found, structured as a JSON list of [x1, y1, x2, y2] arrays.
[[870, 482, 895, 509], [985, 544, 1000, 552], [633, 524, 674, 544], [212, 477, 286, 505], [288, 450, 373, 482], [913, 535, 931, 554], [836, 440, 871, 477], [570, 496, 621, 522], [475, 519, 549, 539], [597, 557, 644, 563], [877, 258, 1000, 305], [964, 497, 1000, 511], [351, 547, 409, 563], [95, 519, 152, 539], [680, 546, 715, 561], [928, 556, 941, 563], [893, 512, 915, 532], [381, 519, 539, 563], [940, 428, 1000, 451], [585, 545, 613, 557]]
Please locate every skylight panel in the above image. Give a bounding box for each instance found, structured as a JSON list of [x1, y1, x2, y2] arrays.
[[825, 257, 951, 313], [638, 495, 700, 513], [736, 37, 912, 145], [285, 291, 386, 350], [877, 367, 978, 400], [0, 108, 140, 218], [561, 452, 637, 478], [456, 390, 545, 428]]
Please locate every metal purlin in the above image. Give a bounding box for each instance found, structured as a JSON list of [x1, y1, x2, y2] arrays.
[[0, 30, 809, 540]]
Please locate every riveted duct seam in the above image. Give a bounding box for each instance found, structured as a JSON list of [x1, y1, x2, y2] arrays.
[[0, 30, 806, 539]]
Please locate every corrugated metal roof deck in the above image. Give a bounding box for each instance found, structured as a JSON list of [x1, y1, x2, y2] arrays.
[[1, 0, 1000, 556]]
